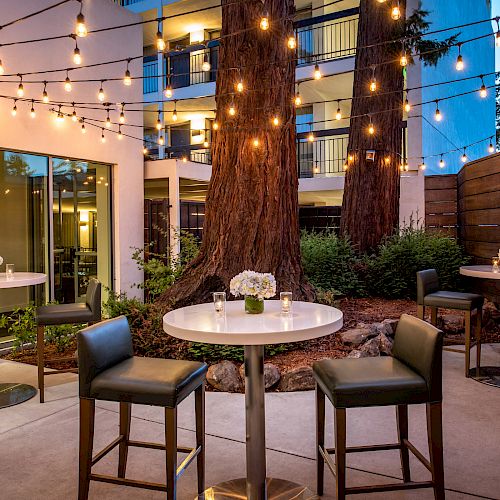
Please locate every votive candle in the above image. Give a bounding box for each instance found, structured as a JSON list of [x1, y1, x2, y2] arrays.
[[6, 264, 14, 280], [280, 292, 292, 314], [493, 258, 499, 273], [213, 292, 226, 313]]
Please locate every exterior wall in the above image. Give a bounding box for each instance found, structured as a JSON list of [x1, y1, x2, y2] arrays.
[[0, 0, 144, 296]]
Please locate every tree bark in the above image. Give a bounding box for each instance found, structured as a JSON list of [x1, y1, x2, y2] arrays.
[[340, 0, 405, 253], [159, 0, 314, 309]]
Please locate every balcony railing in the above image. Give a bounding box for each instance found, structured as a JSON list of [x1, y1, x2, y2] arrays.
[[297, 134, 349, 177], [114, 0, 143, 5]]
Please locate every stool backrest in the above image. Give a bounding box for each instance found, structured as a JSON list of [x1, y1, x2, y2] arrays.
[[416, 269, 440, 305], [392, 314, 443, 403], [77, 316, 133, 398], [85, 278, 102, 322]]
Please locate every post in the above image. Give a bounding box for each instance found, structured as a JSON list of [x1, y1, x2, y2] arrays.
[[244, 345, 267, 499]]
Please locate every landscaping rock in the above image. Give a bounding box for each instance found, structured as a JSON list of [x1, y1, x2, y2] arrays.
[[375, 319, 399, 337], [207, 361, 243, 392], [378, 333, 394, 355], [279, 366, 315, 392], [239, 363, 281, 389], [347, 349, 367, 359], [358, 336, 380, 357], [339, 325, 375, 346], [438, 313, 464, 335]]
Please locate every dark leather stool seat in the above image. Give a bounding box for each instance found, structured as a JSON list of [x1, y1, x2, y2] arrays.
[[314, 314, 445, 500], [35, 278, 101, 403], [314, 357, 428, 409], [417, 269, 483, 377], [90, 357, 207, 407], [77, 316, 207, 500]]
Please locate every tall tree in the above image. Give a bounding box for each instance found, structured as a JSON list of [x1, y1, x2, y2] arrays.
[[160, 0, 314, 308], [341, 2, 456, 252]]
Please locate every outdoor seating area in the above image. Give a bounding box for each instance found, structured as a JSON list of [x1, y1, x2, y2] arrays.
[[1, 0, 500, 499]]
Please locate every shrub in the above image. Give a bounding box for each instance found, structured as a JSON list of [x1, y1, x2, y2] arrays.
[[300, 231, 365, 296], [366, 227, 468, 299]]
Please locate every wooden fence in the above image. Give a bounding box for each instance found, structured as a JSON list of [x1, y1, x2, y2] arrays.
[[424, 175, 458, 238]]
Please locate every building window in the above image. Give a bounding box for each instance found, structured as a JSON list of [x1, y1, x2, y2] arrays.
[[296, 105, 314, 134]]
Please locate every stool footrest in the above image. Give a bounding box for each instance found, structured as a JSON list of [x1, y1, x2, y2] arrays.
[[325, 443, 401, 454], [346, 481, 434, 495], [44, 368, 78, 375], [90, 473, 167, 492]]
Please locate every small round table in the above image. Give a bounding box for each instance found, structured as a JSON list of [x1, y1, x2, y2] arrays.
[[460, 266, 500, 387], [163, 300, 343, 500], [0, 272, 47, 408]]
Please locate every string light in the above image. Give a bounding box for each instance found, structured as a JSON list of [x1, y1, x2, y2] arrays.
[[30, 101, 36, 118], [72, 103, 78, 122], [11, 100, 17, 116], [124, 59, 132, 86], [343, 162, 348, 171], [294, 92, 302, 106], [307, 127, 315, 142], [391, 1, 401, 20], [456, 44, 464, 71], [404, 97, 411, 113], [17, 75, 24, 97], [75, 2, 87, 38], [143, 145, 148, 155], [434, 100, 442, 122], [368, 117, 375, 135], [260, 12, 269, 31], [0, 59, 4, 75], [172, 101, 178, 121], [158, 135, 165, 145], [203, 131, 209, 148], [56, 105, 65, 122], [287, 36, 296, 50], [252, 138, 260, 147], [228, 98, 236, 116], [201, 53, 211, 72], [119, 104, 125, 123], [488, 138, 495, 153], [420, 159, 426, 170], [461, 149, 468, 162], [101, 129, 106, 143], [81, 118, 86, 133], [118, 125, 123, 140], [400, 50, 408, 67], [335, 101, 342, 120], [182, 156, 188, 163], [212, 121, 219, 130], [272, 115, 280, 126], [156, 24, 166, 51], [496, 18, 500, 47], [106, 109, 111, 128], [369, 66, 377, 92], [64, 71, 72, 92], [313, 162, 320, 174], [98, 81, 105, 102], [156, 111, 162, 130], [236, 79, 244, 93], [42, 81, 49, 103], [348, 154, 354, 162], [314, 63, 322, 80], [164, 80, 173, 98], [479, 76, 487, 98], [73, 38, 82, 65], [439, 155, 445, 168]]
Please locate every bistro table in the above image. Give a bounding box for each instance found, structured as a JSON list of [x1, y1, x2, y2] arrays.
[[460, 265, 500, 386], [0, 272, 47, 408], [163, 300, 343, 499]]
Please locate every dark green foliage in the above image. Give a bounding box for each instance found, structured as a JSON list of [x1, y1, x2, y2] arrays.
[[187, 342, 292, 363], [300, 231, 365, 296]]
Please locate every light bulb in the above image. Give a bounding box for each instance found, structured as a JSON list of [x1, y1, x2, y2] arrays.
[[43, 90, 49, 103], [156, 118, 162, 130], [313, 163, 320, 174], [260, 14, 269, 31], [124, 69, 132, 86], [308, 132, 314, 142], [143, 146, 148, 155], [182, 156, 187, 163], [119, 112, 125, 123], [461, 153, 467, 163], [253, 138, 260, 147], [81, 122, 86, 133], [17, 83, 24, 98], [228, 105, 236, 116], [294, 93, 302, 106], [236, 80, 244, 93], [73, 47, 82, 65], [156, 31, 166, 51], [203, 140, 209, 148], [368, 123, 375, 135], [456, 54, 464, 71], [0, 60, 4, 75], [404, 99, 411, 112], [11, 104, 17, 116], [158, 136, 165, 145], [391, 6, 401, 20], [65, 76, 72, 92], [439, 158, 445, 168], [72, 110, 78, 122], [314, 64, 322, 80], [489, 142, 495, 153], [480, 84, 487, 98], [335, 107, 342, 120], [98, 86, 105, 102], [76, 12, 87, 38], [287, 37, 296, 50], [106, 116, 111, 128], [400, 53, 408, 67], [212, 121, 219, 130], [435, 108, 442, 122], [172, 110, 178, 121], [101, 132, 106, 144], [272, 115, 279, 126], [343, 163, 348, 171], [420, 161, 426, 170], [496, 31, 500, 47], [369, 78, 377, 92], [348, 154, 354, 162], [118, 129, 123, 140], [30, 106, 36, 118], [202, 56, 211, 72], [164, 85, 173, 98]]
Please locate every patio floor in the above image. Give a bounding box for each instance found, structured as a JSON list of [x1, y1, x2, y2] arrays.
[[1, 345, 500, 499]]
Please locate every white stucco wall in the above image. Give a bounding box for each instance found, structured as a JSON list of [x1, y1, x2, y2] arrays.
[[0, 0, 144, 296]]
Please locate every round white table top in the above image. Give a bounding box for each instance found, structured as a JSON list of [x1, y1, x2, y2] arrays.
[[460, 265, 500, 280], [0, 272, 47, 289], [163, 300, 343, 345]]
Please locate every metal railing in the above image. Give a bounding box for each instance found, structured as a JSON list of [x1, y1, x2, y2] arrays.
[[114, 0, 144, 5], [297, 135, 349, 178], [143, 57, 159, 94]]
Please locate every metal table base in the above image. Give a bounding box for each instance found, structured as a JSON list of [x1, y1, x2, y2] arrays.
[[201, 345, 317, 500], [469, 366, 500, 387], [0, 383, 37, 409]]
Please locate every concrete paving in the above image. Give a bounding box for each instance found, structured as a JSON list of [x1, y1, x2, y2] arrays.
[[1, 346, 500, 499]]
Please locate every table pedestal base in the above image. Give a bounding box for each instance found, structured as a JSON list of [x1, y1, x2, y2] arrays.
[[0, 383, 37, 408], [469, 366, 500, 388], [201, 478, 317, 499]]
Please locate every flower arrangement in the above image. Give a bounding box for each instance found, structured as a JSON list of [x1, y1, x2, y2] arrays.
[[230, 271, 276, 300]]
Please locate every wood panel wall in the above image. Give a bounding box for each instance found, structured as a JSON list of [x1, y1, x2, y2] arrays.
[[424, 175, 458, 238]]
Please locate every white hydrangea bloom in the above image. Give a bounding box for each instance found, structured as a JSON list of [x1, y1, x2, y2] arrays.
[[230, 270, 276, 300]]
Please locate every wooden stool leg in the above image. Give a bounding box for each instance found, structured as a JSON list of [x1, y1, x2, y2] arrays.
[[37, 325, 45, 403], [417, 305, 425, 320], [195, 383, 205, 496], [396, 405, 411, 482], [334, 408, 347, 500], [430, 307, 438, 326], [118, 402, 131, 478], [426, 403, 445, 500], [316, 384, 326, 496], [465, 310, 472, 377], [79, 398, 95, 500], [475, 307, 482, 377], [165, 407, 177, 499]]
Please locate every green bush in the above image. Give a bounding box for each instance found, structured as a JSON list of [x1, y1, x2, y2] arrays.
[[365, 227, 468, 299], [300, 231, 365, 296]]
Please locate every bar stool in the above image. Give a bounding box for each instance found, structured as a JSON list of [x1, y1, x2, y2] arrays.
[[417, 268, 483, 377], [77, 316, 207, 500], [313, 314, 445, 500], [36, 278, 101, 403]]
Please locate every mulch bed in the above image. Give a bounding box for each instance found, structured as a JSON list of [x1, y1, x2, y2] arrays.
[[3, 298, 499, 372]]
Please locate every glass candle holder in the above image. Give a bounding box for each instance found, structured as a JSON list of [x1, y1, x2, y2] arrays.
[[493, 258, 500, 273], [213, 292, 226, 314], [6, 264, 15, 280], [280, 292, 292, 314]]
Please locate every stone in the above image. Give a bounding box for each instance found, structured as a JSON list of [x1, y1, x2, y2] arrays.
[[379, 319, 399, 337], [278, 366, 315, 392], [347, 349, 367, 359], [378, 333, 394, 355], [207, 361, 243, 393], [357, 336, 380, 357], [339, 326, 375, 346], [239, 363, 281, 390], [437, 313, 464, 335]]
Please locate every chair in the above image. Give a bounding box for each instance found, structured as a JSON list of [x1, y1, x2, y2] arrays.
[[36, 278, 102, 403], [417, 269, 483, 377], [77, 316, 207, 500], [313, 314, 444, 500]]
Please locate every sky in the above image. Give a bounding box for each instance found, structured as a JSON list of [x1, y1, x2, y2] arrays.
[[494, 0, 500, 69]]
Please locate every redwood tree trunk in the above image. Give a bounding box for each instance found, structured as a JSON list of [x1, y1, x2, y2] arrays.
[[340, 0, 405, 253], [159, 0, 314, 309]]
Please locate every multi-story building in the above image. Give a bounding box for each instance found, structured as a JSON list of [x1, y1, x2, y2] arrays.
[[118, 0, 495, 244]]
